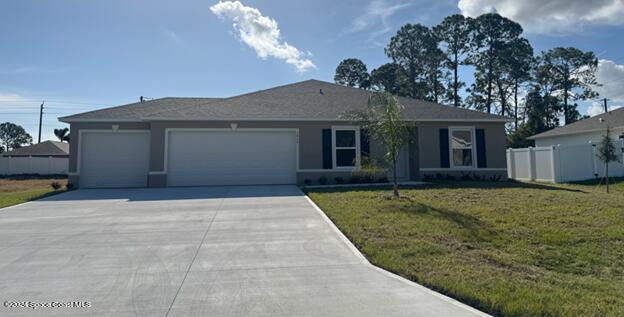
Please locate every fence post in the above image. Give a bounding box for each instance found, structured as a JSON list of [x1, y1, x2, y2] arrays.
[[528, 147, 535, 181], [507, 149, 515, 179], [550, 146, 559, 183], [590, 142, 598, 178]]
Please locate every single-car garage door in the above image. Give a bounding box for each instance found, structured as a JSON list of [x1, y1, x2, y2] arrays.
[[80, 131, 150, 188], [167, 130, 297, 186]]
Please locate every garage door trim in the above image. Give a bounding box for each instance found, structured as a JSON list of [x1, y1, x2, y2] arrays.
[[162, 128, 300, 175], [77, 129, 150, 175]]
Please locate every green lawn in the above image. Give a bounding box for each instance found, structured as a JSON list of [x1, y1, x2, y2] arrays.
[[307, 180, 624, 317], [0, 178, 67, 209]]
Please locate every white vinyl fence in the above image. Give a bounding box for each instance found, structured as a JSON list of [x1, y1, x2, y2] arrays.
[[0, 156, 68, 176], [507, 140, 624, 183]]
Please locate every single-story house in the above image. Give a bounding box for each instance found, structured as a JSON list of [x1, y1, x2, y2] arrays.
[[59, 79, 510, 189], [529, 107, 624, 147], [0, 141, 69, 175], [1, 140, 69, 158]]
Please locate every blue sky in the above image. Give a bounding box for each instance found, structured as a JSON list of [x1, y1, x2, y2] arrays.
[[1, 0, 624, 142]]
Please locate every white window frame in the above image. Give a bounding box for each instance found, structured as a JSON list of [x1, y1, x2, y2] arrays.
[[449, 126, 477, 169], [332, 126, 360, 170]]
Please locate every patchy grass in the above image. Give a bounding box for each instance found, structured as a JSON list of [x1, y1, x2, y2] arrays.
[[307, 180, 624, 317], [0, 177, 67, 209], [573, 177, 624, 192]]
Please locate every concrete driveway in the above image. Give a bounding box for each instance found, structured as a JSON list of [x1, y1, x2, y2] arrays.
[[0, 186, 487, 316]]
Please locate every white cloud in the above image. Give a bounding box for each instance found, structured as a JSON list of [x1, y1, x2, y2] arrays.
[[582, 59, 624, 116], [210, 1, 316, 72], [586, 101, 622, 116], [348, 0, 412, 34], [595, 59, 624, 101], [458, 0, 624, 33]]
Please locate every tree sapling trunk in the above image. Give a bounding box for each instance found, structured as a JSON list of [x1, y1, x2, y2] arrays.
[[393, 157, 399, 198], [606, 162, 610, 193]]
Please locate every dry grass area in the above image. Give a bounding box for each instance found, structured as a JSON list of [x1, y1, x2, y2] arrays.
[[0, 177, 67, 208], [307, 180, 624, 317]]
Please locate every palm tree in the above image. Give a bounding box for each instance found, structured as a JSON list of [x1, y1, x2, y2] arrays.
[[54, 127, 70, 143]]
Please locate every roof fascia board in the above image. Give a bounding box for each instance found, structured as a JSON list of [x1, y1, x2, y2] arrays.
[[58, 118, 144, 123], [528, 125, 624, 140], [60, 117, 511, 124], [140, 117, 511, 123]]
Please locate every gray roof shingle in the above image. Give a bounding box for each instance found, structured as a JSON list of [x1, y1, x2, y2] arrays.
[[2, 141, 69, 157], [60, 80, 509, 123], [529, 107, 624, 139], [59, 97, 221, 122]]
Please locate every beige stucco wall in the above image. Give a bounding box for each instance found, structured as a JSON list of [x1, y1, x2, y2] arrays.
[[68, 120, 507, 187]]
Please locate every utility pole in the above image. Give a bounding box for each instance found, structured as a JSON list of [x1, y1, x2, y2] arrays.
[[38, 101, 44, 143], [603, 98, 608, 113]]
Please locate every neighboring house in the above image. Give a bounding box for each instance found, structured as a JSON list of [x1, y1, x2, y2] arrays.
[[59, 80, 510, 189], [507, 108, 624, 183], [529, 108, 624, 147], [1, 141, 69, 158], [0, 140, 69, 175]]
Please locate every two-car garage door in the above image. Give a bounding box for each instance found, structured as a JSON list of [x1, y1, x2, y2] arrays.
[[79, 129, 297, 188], [166, 130, 297, 186]]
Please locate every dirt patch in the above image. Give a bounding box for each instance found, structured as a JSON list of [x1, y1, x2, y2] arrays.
[[0, 178, 67, 193]]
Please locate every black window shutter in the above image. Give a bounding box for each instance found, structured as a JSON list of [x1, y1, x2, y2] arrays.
[[360, 128, 370, 158], [439, 129, 450, 168], [322, 129, 332, 169], [476, 129, 487, 168]]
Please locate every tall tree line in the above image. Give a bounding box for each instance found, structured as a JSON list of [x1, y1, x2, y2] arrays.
[[333, 12, 600, 147]]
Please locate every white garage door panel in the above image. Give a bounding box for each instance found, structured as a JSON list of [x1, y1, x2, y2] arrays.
[[167, 130, 297, 186], [80, 132, 150, 188]]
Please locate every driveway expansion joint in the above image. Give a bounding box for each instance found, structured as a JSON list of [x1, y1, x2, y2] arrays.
[[164, 189, 228, 317]]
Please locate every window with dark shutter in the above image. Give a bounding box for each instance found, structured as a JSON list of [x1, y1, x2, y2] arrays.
[[439, 129, 450, 168], [322, 129, 332, 169], [476, 129, 487, 168], [360, 128, 370, 158]]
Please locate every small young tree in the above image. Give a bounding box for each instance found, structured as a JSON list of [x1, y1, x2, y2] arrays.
[[596, 127, 620, 193], [346, 92, 413, 197]]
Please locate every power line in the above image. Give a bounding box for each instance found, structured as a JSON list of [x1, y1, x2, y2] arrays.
[[0, 112, 68, 115], [0, 99, 112, 106]]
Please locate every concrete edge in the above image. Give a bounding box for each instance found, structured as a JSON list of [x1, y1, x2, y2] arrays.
[[302, 191, 491, 317], [302, 194, 368, 263], [302, 181, 429, 189]]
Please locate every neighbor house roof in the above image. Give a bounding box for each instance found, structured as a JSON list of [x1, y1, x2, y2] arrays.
[[529, 107, 624, 140], [59, 80, 510, 123], [2, 140, 69, 157]]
